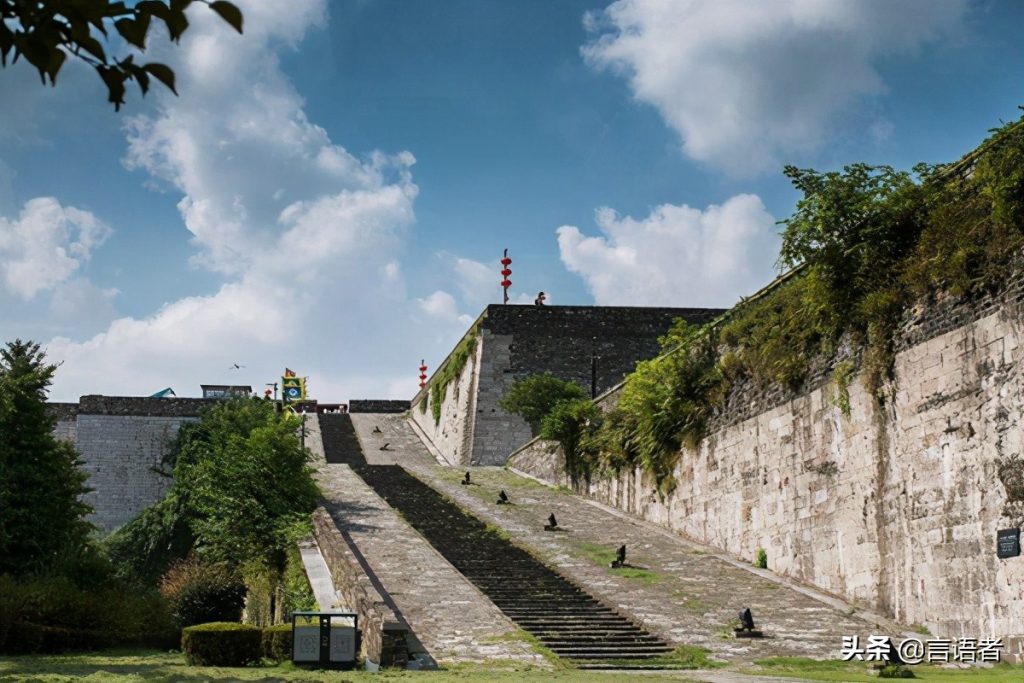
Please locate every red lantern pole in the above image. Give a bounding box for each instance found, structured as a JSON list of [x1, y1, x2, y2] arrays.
[[419, 359, 428, 389], [500, 249, 512, 304]]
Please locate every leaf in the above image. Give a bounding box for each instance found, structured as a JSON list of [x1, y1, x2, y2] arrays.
[[209, 1, 243, 34], [97, 65, 127, 111], [45, 48, 66, 85], [114, 15, 151, 49], [165, 9, 189, 42], [0, 22, 12, 66], [136, 0, 172, 22], [143, 62, 177, 95]]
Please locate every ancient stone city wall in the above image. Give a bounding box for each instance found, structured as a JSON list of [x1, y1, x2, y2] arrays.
[[510, 285, 1024, 648]]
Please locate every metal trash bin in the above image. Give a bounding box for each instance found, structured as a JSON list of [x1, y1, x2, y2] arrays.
[[291, 611, 359, 668]]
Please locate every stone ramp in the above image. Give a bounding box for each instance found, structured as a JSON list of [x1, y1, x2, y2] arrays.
[[350, 412, 898, 664], [314, 415, 547, 668], [356, 463, 673, 663]]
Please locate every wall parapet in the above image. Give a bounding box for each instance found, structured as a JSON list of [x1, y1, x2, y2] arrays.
[[77, 395, 213, 417], [348, 400, 410, 414], [312, 507, 409, 668]]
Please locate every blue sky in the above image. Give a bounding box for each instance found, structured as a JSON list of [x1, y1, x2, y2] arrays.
[[0, 0, 1021, 402]]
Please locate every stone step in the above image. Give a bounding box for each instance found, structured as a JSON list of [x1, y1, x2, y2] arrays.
[[499, 608, 616, 616], [535, 634, 665, 643], [551, 650, 671, 659]]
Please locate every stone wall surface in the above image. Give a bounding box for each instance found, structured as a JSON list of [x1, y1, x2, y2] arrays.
[[509, 299, 1024, 651], [46, 395, 213, 531], [76, 413, 195, 531], [409, 335, 480, 466]]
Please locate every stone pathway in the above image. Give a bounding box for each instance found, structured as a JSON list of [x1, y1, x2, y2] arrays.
[[314, 417, 548, 668], [350, 413, 898, 665]]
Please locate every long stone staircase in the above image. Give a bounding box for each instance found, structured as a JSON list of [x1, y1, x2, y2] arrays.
[[319, 414, 673, 664]]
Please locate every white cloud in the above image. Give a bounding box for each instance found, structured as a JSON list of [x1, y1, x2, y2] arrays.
[[0, 198, 112, 299], [582, 0, 967, 173], [417, 290, 473, 326], [453, 256, 496, 310], [40, 1, 470, 402], [557, 194, 777, 307]]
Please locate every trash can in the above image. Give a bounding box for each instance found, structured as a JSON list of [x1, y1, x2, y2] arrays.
[[291, 611, 359, 668]]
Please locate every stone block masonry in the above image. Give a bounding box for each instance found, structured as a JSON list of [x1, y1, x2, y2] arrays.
[[411, 304, 723, 466], [47, 395, 216, 532], [349, 399, 410, 413]]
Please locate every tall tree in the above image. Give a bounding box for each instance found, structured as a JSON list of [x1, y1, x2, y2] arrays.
[[0, 339, 93, 575]]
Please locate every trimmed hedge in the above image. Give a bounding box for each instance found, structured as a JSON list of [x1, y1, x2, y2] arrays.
[[182, 622, 262, 667], [262, 623, 292, 662]]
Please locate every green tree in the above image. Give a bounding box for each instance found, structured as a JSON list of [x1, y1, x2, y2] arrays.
[[175, 399, 318, 572], [777, 163, 927, 314], [499, 373, 587, 434], [107, 398, 318, 588], [0, 0, 243, 109], [0, 340, 94, 576], [539, 397, 599, 483]]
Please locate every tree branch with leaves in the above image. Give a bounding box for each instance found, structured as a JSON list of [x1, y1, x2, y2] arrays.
[[0, 0, 243, 109]]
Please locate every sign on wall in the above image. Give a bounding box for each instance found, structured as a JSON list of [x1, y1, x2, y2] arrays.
[[997, 528, 1020, 559]]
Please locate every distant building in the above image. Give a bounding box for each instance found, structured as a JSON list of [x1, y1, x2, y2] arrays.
[[200, 384, 253, 399]]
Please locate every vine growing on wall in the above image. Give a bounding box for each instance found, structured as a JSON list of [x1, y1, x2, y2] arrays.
[[428, 328, 478, 425]]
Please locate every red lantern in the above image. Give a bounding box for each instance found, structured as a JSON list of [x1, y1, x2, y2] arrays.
[[419, 359, 428, 389], [501, 249, 512, 304]]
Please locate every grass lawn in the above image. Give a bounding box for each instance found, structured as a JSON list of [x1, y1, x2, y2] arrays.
[[747, 656, 1024, 682], [0, 649, 715, 683]]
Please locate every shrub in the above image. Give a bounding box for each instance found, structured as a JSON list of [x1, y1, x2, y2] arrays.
[[262, 623, 293, 662], [500, 372, 587, 434], [160, 558, 246, 628], [0, 575, 178, 653], [754, 548, 768, 569], [181, 622, 262, 667], [539, 398, 600, 483], [282, 546, 317, 615], [879, 663, 916, 678], [3, 622, 42, 655]]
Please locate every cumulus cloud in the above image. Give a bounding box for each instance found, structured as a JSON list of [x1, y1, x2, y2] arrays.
[[0, 198, 112, 299], [582, 0, 967, 173], [417, 290, 473, 326], [39, 1, 469, 402], [557, 194, 777, 307]]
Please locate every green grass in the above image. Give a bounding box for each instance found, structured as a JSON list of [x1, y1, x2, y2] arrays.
[[0, 649, 715, 682], [575, 645, 721, 671], [573, 541, 661, 583], [751, 656, 1024, 682]]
